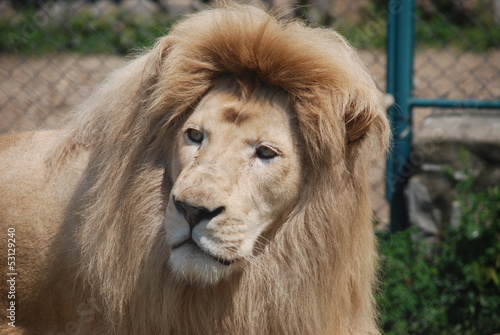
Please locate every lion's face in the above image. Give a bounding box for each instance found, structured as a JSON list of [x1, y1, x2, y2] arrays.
[[164, 80, 302, 283]]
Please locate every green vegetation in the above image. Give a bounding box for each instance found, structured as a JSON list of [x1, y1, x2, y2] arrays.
[[377, 179, 500, 334], [335, 15, 387, 50], [1, 5, 499, 55], [336, 4, 500, 51], [0, 8, 174, 55], [414, 14, 500, 52]]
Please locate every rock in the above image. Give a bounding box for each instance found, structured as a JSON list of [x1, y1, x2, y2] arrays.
[[0, 1, 16, 21], [406, 109, 500, 240], [158, 0, 204, 16], [91, 0, 121, 16], [415, 110, 500, 166], [36, 0, 88, 25], [36, 0, 161, 24], [121, 0, 161, 18], [406, 174, 455, 243]]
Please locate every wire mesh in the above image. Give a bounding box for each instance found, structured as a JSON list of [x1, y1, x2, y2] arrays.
[[4, 0, 498, 227], [2, 0, 386, 225], [412, 0, 500, 127]]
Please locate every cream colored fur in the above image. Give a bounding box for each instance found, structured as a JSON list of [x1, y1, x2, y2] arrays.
[[0, 4, 389, 334]]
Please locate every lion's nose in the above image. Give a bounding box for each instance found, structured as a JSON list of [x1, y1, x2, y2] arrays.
[[174, 198, 225, 230]]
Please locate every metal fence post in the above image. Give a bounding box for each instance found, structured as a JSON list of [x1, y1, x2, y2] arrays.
[[386, 0, 416, 232]]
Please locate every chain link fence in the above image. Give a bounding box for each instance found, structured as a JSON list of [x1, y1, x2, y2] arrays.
[[1, 0, 499, 227], [413, 0, 500, 107]]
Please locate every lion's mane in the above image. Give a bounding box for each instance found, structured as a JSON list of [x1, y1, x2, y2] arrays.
[[48, 4, 389, 334]]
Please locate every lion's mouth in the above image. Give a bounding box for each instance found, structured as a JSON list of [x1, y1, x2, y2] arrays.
[[172, 239, 236, 266]]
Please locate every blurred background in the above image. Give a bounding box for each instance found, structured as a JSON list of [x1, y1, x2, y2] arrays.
[[0, 0, 499, 333]]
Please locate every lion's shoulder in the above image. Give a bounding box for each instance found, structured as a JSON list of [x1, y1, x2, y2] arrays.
[[0, 130, 59, 157], [0, 130, 85, 229]]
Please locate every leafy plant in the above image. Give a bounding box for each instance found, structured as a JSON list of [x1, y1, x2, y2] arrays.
[[377, 181, 500, 334], [0, 7, 174, 55], [1, 5, 499, 55]]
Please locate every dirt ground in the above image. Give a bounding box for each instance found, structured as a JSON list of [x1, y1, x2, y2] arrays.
[[1, 49, 499, 226]]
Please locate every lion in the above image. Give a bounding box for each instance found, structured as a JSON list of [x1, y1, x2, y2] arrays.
[[0, 4, 389, 335]]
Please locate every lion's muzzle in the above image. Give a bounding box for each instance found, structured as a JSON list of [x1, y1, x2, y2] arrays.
[[173, 197, 225, 231], [171, 196, 236, 266]]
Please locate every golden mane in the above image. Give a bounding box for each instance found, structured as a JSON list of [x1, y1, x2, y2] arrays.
[[46, 4, 389, 334]]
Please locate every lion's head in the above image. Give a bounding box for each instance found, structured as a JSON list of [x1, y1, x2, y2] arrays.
[[48, 4, 389, 334], [165, 77, 302, 283]]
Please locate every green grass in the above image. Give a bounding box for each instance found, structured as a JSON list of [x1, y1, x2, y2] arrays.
[[1, 7, 499, 55], [414, 14, 500, 52], [337, 8, 500, 51], [0, 8, 174, 55]]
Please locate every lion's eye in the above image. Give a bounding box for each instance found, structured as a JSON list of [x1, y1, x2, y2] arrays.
[[186, 128, 203, 143], [256, 145, 278, 160]]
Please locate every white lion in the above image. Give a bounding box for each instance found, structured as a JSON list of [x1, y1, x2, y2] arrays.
[[0, 4, 389, 335]]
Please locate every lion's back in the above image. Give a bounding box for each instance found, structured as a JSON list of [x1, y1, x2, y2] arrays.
[[0, 131, 63, 229], [0, 130, 87, 331]]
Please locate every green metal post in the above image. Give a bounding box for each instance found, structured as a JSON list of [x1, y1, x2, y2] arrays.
[[411, 98, 500, 109], [386, 0, 416, 232]]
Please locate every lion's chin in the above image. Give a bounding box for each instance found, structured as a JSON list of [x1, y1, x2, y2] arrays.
[[168, 242, 239, 284]]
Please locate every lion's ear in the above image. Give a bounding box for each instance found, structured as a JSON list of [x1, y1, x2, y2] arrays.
[[346, 109, 375, 143], [345, 90, 388, 146]]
